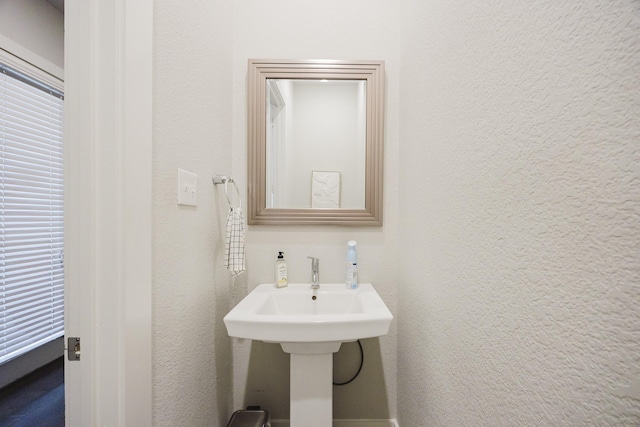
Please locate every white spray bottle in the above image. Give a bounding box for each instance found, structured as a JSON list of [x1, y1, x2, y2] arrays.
[[346, 240, 358, 289]]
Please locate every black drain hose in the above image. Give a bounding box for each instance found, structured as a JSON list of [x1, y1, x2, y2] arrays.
[[333, 339, 363, 386]]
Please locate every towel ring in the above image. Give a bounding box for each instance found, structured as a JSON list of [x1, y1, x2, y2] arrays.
[[212, 174, 242, 209]]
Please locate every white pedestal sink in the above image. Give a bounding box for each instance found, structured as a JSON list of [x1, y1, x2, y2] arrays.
[[224, 283, 393, 427]]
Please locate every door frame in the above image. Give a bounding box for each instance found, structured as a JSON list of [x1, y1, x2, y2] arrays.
[[64, 1, 153, 425]]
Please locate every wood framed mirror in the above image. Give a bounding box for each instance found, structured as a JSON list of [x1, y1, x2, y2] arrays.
[[247, 59, 385, 225]]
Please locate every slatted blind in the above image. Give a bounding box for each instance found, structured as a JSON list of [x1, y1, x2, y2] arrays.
[[0, 62, 64, 365]]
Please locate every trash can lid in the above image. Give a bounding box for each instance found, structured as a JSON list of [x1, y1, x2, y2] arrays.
[[226, 410, 269, 427]]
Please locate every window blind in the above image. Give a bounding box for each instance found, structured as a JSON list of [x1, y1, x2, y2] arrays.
[[0, 62, 64, 365]]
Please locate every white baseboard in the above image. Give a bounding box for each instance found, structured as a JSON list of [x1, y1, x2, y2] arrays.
[[270, 420, 399, 427]]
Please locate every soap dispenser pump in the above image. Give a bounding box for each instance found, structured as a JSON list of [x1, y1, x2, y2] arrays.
[[275, 251, 288, 288]]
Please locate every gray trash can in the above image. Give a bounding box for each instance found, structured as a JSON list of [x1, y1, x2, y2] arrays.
[[226, 409, 270, 427]]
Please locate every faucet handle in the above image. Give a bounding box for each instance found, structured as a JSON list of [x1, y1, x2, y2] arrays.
[[307, 256, 319, 269]]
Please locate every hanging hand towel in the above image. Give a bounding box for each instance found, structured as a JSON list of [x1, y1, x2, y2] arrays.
[[224, 206, 246, 275]]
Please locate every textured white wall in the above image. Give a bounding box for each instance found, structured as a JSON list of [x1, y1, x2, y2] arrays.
[[231, 0, 400, 420], [153, 1, 234, 425], [398, 1, 640, 426]]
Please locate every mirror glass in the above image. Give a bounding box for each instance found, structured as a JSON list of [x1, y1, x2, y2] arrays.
[[266, 79, 366, 209], [247, 59, 385, 226]]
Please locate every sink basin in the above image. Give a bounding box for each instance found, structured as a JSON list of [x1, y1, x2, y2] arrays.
[[223, 283, 393, 345]]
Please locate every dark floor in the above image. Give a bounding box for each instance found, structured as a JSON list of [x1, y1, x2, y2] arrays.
[[0, 357, 64, 427]]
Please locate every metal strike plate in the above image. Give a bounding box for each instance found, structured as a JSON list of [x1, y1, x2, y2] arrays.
[[67, 337, 81, 361]]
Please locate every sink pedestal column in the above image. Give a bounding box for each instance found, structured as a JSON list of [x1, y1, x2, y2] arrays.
[[281, 342, 342, 427], [290, 353, 332, 427]]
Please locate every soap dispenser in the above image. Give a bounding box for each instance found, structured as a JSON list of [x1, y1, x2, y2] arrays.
[[275, 251, 288, 288]]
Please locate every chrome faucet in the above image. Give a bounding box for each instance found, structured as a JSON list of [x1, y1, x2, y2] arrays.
[[307, 256, 320, 289]]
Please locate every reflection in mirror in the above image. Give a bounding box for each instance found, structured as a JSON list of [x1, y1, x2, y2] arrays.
[[266, 79, 366, 209], [247, 59, 385, 226]]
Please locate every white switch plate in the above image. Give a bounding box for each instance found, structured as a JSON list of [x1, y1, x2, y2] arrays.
[[177, 169, 197, 206]]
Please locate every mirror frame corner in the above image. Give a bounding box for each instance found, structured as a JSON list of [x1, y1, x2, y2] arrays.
[[247, 58, 385, 226]]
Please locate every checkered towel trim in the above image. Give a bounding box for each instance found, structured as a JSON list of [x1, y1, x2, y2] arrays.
[[224, 206, 246, 275]]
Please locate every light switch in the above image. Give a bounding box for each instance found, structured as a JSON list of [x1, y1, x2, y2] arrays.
[[177, 169, 197, 206]]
